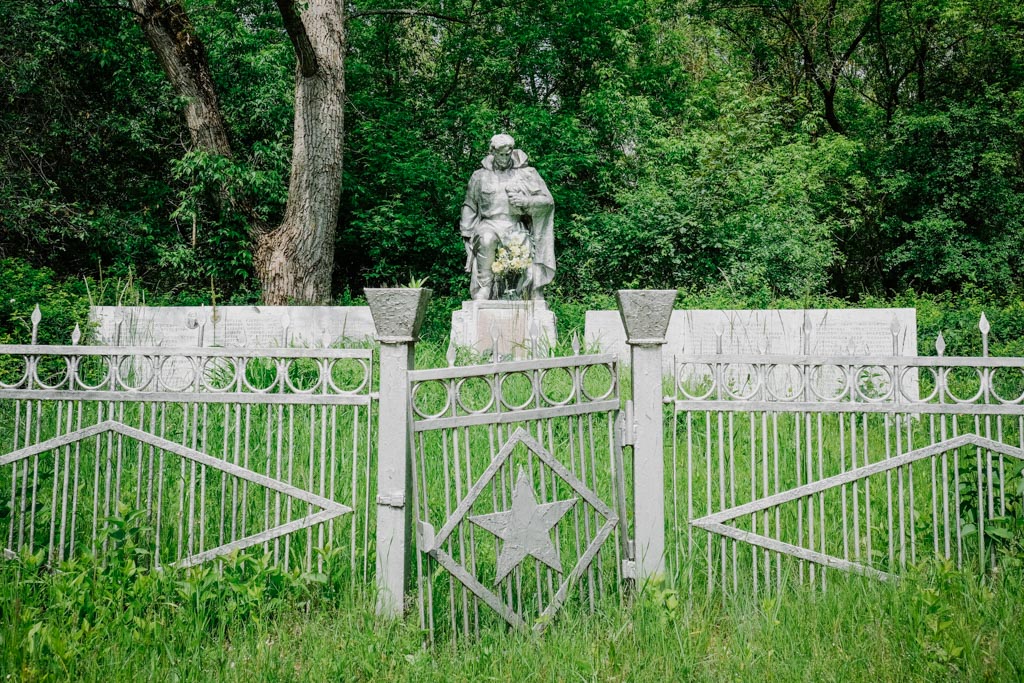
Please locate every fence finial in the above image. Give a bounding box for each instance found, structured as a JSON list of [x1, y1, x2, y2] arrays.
[[71, 324, 81, 346], [31, 304, 41, 344], [113, 308, 124, 345], [571, 330, 581, 355], [935, 332, 946, 357], [890, 315, 902, 354], [445, 338, 457, 367], [979, 313, 990, 357], [282, 313, 291, 347], [490, 320, 500, 361]]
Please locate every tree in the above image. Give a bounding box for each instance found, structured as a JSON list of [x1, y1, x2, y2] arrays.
[[130, 0, 344, 304], [703, 0, 875, 134]]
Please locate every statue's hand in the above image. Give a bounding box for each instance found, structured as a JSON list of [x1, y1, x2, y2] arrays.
[[507, 188, 528, 210], [463, 239, 473, 273]]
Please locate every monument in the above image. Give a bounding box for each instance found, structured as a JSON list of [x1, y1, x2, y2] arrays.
[[451, 134, 557, 358]]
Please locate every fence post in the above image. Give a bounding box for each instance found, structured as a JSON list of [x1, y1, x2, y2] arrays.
[[616, 289, 676, 581], [366, 287, 431, 617]]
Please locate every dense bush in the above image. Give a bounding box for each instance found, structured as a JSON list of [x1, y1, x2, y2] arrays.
[[1, 0, 1022, 304]]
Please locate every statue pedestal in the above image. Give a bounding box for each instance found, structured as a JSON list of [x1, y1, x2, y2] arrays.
[[450, 300, 557, 360]]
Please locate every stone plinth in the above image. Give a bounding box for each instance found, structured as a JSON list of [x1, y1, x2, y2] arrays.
[[451, 300, 556, 359]]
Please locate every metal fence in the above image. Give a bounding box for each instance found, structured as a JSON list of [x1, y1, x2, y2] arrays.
[[668, 317, 1024, 596], [4, 291, 1022, 637], [409, 350, 630, 639], [0, 318, 374, 580]]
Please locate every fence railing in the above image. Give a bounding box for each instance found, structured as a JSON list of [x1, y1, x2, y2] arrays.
[[0, 334, 375, 579], [2, 291, 1022, 636], [668, 318, 1024, 596]]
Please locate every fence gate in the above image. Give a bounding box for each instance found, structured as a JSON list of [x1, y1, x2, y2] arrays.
[[0, 329, 375, 580], [409, 351, 632, 638], [668, 319, 1024, 595]]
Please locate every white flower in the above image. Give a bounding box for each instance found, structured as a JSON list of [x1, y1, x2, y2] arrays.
[[491, 240, 532, 276]]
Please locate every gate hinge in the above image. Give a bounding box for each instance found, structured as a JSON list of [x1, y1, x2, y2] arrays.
[[618, 400, 637, 447], [376, 492, 405, 508], [621, 559, 636, 580]]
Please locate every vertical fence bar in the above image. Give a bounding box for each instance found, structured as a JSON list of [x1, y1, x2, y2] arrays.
[[616, 289, 676, 581], [367, 287, 430, 617]]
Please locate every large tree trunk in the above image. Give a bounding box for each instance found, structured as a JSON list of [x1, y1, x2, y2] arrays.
[[254, 0, 346, 305], [130, 0, 232, 156], [133, 0, 345, 305]]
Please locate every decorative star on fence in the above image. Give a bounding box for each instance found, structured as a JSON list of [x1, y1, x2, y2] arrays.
[[469, 469, 576, 584], [417, 428, 619, 632]]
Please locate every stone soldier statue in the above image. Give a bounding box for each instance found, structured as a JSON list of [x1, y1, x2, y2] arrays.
[[460, 134, 555, 301]]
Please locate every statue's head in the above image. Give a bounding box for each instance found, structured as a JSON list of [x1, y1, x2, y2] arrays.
[[489, 134, 515, 170]]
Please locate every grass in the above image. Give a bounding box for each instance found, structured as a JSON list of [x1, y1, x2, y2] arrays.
[[1, 550, 1021, 681], [1, 338, 1024, 680]]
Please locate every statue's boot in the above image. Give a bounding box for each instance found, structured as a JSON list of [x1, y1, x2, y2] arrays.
[[473, 271, 494, 300]]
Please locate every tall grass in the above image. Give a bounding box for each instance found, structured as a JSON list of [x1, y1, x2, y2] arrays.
[[1, 549, 1021, 681], [0, 339, 1022, 679]]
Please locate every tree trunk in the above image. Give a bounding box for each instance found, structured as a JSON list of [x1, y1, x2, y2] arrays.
[[254, 0, 346, 305], [133, 0, 344, 305], [822, 86, 844, 134], [129, 0, 233, 157]]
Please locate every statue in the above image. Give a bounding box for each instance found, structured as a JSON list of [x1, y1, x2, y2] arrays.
[[460, 134, 555, 301]]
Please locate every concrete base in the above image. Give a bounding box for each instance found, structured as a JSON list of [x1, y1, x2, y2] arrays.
[[450, 300, 557, 360]]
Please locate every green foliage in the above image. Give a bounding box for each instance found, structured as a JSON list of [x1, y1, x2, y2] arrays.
[[1, 547, 1021, 680], [0, 531, 340, 678], [0, 258, 91, 345], [874, 94, 1024, 293], [565, 85, 861, 297], [0, 2, 177, 274], [1, 0, 1023, 303]]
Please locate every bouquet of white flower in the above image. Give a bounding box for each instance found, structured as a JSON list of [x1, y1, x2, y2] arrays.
[[491, 235, 532, 299]]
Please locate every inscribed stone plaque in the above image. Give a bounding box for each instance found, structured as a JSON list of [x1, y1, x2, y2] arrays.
[[91, 306, 376, 391], [585, 308, 918, 400], [91, 306, 376, 348]]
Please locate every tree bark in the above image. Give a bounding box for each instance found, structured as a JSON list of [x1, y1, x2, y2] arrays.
[[253, 0, 346, 305], [129, 0, 232, 156], [132, 0, 345, 305], [822, 87, 844, 134]]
